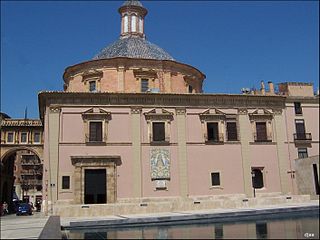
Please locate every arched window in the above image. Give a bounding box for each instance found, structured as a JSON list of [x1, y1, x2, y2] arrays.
[[131, 15, 137, 32], [139, 17, 143, 33], [124, 15, 129, 33]]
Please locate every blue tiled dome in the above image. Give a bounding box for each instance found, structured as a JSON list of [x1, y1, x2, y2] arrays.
[[93, 37, 174, 61]]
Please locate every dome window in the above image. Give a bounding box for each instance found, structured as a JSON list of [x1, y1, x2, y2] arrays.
[[124, 15, 129, 33], [89, 81, 97, 92], [141, 79, 149, 92], [131, 15, 137, 32], [139, 16, 143, 33]]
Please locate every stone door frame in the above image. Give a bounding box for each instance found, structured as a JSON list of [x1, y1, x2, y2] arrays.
[[71, 156, 121, 204]]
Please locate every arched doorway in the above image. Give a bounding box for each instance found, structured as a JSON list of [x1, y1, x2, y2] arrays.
[[0, 148, 43, 213]]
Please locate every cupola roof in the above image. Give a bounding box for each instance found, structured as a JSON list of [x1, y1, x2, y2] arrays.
[[93, 1, 174, 61], [93, 37, 174, 61]]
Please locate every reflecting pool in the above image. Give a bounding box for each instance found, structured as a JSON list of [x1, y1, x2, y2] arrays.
[[63, 211, 319, 239]]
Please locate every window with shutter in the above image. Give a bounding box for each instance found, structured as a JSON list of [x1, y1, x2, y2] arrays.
[[226, 122, 238, 141], [89, 122, 103, 142], [256, 122, 267, 142], [152, 122, 165, 142], [207, 122, 219, 142]]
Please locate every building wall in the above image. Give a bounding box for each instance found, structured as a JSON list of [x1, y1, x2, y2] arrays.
[[295, 155, 319, 196], [65, 63, 203, 94], [42, 101, 313, 205], [283, 100, 320, 194]]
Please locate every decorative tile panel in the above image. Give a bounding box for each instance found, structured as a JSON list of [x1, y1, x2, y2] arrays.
[[150, 149, 170, 180]]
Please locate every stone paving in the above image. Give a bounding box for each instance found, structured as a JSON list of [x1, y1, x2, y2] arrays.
[[0, 212, 49, 239]]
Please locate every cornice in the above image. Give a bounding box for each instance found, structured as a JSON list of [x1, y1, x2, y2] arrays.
[[285, 96, 319, 104], [71, 155, 122, 166], [38, 92, 286, 121], [0, 119, 43, 127]]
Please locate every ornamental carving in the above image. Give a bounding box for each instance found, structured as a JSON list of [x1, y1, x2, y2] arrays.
[[150, 149, 170, 180], [272, 108, 283, 115], [238, 108, 248, 115], [131, 107, 142, 114], [175, 108, 186, 115], [49, 106, 61, 113]]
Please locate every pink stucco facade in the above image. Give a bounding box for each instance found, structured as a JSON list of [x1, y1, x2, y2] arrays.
[[39, 93, 319, 207]]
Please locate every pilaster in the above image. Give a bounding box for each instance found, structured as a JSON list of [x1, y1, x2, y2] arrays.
[[273, 108, 290, 194], [238, 108, 253, 197], [131, 107, 142, 197], [48, 106, 61, 207], [176, 108, 188, 197]]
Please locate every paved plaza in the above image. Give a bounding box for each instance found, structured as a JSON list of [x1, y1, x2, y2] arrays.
[[0, 212, 49, 239]]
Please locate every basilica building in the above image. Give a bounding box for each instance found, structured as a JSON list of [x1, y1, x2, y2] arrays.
[[37, 1, 319, 216]]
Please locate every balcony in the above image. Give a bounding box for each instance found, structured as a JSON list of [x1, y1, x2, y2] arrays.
[[85, 134, 105, 145], [21, 179, 42, 186], [293, 133, 312, 141], [20, 170, 34, 176], [205, 133, 224, 144], [20, 169, 42, 176], [253, 133, 272, 143], [21, 161, 41, 166]]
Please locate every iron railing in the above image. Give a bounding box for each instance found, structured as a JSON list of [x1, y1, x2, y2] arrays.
[[293, 133, 312, 141], [253, 133, 272, 142]]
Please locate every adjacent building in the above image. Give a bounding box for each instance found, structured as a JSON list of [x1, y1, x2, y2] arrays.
[[0, 114, 43, 207]]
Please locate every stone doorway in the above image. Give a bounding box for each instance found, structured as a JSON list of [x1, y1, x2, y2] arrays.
[[71, 156, 121, 204], [84, 169, 106, 204]]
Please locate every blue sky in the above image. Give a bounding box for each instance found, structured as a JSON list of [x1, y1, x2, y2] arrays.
[[1, 0, 319, 119]]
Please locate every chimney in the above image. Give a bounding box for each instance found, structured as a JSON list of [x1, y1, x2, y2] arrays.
[[260, 81, 265, 95], [268, 81, 274, 94]]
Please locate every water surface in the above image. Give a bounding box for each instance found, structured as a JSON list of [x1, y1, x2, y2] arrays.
[[64, 211, 319, 239]]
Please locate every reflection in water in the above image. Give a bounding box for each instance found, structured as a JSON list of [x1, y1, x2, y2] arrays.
[[256, 222, 268, 239], [64, 214, 319, 239]]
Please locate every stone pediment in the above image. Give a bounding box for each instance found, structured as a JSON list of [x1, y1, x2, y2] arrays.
[[82, 70, 103, 81], [133, 69, 157, 79], [144, 108, 174, 121], [248, 108, 273, 120], [82, 108, 111, 120], [199, 108, 226, 121], [200, 108, 226, 115], [249, 108, 273, 115]]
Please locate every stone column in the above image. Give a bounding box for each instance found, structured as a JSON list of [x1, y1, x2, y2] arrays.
[[47, 106, 61, 210], [238, 108, 253, 197], [176, 108, 188, 197], [131, 107, 142, 198], [273, 108, 290, 194]]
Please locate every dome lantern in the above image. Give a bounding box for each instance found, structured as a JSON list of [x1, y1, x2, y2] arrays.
[[118, 0, 148, 39]]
